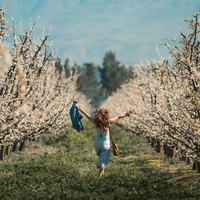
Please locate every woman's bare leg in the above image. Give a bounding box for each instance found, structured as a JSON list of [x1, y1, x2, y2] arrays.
[[98, 165, 105, 178]]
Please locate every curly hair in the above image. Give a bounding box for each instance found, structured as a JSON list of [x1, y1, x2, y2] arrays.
[[95, 108, 109, 133]]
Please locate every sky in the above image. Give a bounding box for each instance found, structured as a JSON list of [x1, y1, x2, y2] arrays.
[[3, 0, 200, 67]]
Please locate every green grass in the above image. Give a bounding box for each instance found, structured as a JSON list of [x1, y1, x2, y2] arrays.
[[0, 121, 199, 200]]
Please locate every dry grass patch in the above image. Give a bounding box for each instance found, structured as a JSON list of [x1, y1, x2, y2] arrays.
[[7, 142, 58, 159], [22, 143, 58, 156], [0, 172, 12, 178]]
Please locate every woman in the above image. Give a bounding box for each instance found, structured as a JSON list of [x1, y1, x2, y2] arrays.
[[73, 102, 135, 178]]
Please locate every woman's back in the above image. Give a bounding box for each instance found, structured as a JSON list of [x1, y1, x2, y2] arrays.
[[95, 128, 110, 150], [96, 128, 110, 139]]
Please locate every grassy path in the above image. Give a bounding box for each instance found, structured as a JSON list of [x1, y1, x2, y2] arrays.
[[0, 121, 199, 199]]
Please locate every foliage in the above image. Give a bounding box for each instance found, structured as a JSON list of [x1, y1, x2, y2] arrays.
[[0, 121, 199, 199], [55, 58, 74, 78], [76, 63, 104, 107], [99, 51, 129, 98], [56, 51, 135, 108]]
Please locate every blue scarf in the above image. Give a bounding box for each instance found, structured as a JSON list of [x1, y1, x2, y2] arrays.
[[69, 100, 84, 132]]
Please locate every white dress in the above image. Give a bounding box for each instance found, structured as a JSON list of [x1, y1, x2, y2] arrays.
[[94, 128, 111, 168]]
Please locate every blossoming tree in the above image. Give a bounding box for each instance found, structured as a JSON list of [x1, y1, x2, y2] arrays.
[[0, 1, 89, 160], [101, 12, 200, 171]]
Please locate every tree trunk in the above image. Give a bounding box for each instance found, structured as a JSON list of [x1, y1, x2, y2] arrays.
[[193, 161, 197, 170], [166, 145, 170, 157], [25, 139, 29, 147], [164, 143, 167, 155], [165, 145, 174, 158], [196, 144, 200, 173], [151, 138, 155, 148], [12, 142, 19, 152], [5, 146, 11, 155], [163, 142, 166, 151], [156, 140, 161, 153], [197, 162, 200, 173], [19, 141, 25, 151], [0, 146, 5, 160], [175, 147, 178, 158], [186, 153, 191, 165], [146, 136, 151, 143], [180, 148, 186, 161], [169, 146, 174, 158]]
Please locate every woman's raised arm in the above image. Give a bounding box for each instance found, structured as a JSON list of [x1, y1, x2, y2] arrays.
[[109, 108, 135, 124], [73, 103, 95, 125]]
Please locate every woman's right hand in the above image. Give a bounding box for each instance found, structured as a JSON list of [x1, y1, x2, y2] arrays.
[[73, 103, 79, 109]]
